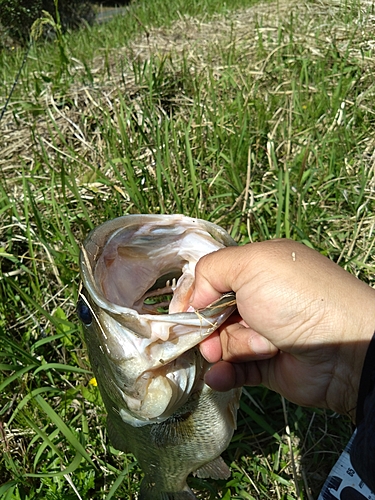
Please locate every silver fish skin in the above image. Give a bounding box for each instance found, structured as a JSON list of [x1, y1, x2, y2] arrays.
[[78, 214, 242, 500]]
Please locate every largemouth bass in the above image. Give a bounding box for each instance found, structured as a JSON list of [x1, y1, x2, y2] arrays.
[[77, 214, 242, 500]]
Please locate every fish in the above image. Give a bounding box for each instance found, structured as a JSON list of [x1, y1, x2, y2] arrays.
[[77, 214, 242, 500]]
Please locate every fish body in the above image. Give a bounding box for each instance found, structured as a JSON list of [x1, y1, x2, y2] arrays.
[[78, 214, 241, 499]]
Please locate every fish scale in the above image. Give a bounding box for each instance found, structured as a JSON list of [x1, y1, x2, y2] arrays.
[[78, 214, 242, 499], [106, 376, 240, 499]]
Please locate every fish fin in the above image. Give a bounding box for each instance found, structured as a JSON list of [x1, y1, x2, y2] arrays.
[[106, 413, 129, 453], [139, 484, 196, 500], [226, 387, 242, 430], [193, 455, 231, 480]]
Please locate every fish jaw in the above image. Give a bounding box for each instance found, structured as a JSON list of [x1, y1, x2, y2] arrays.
[[79, 214, 237, 424], [80, 290, 235, 424]]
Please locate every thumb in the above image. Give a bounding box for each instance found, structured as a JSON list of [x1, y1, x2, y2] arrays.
[[191, 248, 239, 309]]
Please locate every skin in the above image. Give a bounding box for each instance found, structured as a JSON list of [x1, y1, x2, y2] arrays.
[[190, 239, 375, 423]]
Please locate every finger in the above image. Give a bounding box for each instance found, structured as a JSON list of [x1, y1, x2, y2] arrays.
[[219, 322, 279, 362], [204, 360, 263, 391], [199, 314, 244, 362], [199, 331, 222, 362], [191, 247, 242, 309]]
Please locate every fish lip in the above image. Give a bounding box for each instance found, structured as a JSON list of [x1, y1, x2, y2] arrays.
[[80, 280, 236, 342], [82, 213, 236, 247], [79, 286, 236, 369]]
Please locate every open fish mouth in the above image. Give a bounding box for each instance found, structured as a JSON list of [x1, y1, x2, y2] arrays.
[[79, 214, 237, 426]]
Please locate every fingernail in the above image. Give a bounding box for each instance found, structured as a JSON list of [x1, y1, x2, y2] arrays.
[[250, 335, 271, 355]]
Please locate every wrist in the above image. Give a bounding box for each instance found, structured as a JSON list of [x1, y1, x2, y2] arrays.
[[329, 302, 375, 422]]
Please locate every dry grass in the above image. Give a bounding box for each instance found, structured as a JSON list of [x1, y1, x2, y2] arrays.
[[2, 0, 375, 169]]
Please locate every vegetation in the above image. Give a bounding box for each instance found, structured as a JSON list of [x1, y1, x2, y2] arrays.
[[1, 0, 375, 498], [0, 0, 94, 46]]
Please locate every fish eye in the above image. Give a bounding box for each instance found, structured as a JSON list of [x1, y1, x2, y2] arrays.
[[77, 298, 92, 326]]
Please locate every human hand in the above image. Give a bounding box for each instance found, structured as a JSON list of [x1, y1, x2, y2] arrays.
[[191, 239, 375, 422]]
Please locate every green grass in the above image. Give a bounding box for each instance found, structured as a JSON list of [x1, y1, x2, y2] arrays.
[[1, 0, 375, 498]]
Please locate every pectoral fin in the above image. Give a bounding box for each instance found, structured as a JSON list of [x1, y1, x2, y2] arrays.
[[194, 455, 231, 480]]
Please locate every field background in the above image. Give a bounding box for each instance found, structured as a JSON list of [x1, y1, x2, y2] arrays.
[[1, 0, 375, 498]]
